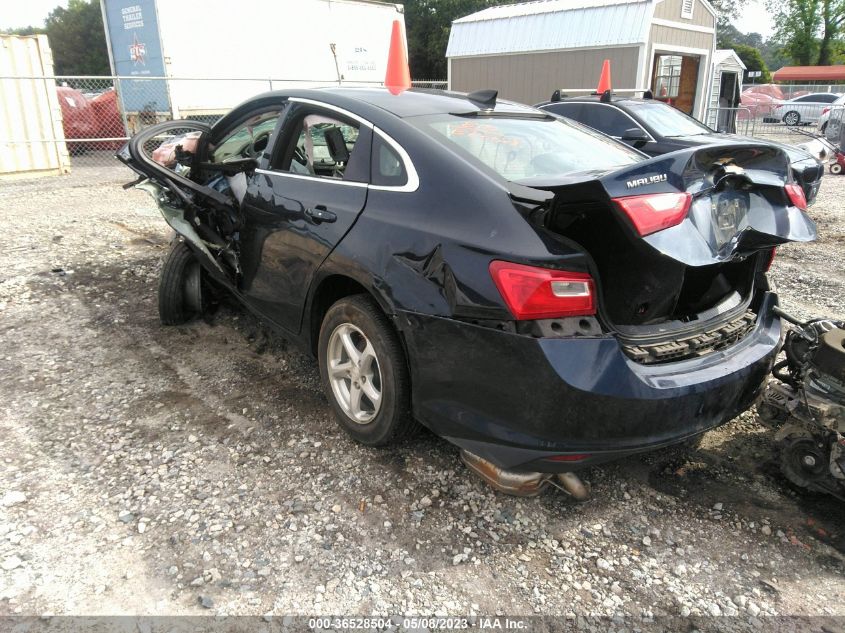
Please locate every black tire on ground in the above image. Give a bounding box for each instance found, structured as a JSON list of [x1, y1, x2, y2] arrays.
[[831, 163, 843, 175], [318, 294, 416, 446], [158, 241, 203, 325], [820, 121, 828, 134]]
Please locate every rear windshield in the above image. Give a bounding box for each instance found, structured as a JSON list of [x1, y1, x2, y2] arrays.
[[626, 102, 712, 137], [412, 114, 642, 181]]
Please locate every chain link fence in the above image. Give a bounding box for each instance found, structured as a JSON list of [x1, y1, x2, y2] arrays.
[[730, 82, 845, 141], [2, 76, 447, 173], [10, 74, 840, 176]]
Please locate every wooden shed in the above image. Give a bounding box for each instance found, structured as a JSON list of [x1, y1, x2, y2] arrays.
[[446, 0, 718, 119]]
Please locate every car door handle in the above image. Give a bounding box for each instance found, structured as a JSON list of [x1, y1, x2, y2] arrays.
[[305, 205, 337, 224]]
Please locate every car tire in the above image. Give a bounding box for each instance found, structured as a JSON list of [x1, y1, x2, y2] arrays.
[[318, 295, 416, 446], [820, 121, 828, 134], [831, 163, 843, 175], [783, 111, 801, 126], [158, 241, 205, 325]]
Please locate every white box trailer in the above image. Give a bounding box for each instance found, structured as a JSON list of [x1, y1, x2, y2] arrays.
[[101, 0, 406, 118]]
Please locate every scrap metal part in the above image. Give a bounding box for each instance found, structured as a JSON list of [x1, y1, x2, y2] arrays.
[[460, 450, 590, 500]]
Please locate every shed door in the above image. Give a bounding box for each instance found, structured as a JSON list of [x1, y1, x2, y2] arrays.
[[652, 54, 700, 115]]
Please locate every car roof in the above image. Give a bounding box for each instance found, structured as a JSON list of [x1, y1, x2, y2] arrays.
[[536, 95, 652, 108], [788, 92, 841, 100], [326, 87, 541, 117], [232, 87, 541, 120]]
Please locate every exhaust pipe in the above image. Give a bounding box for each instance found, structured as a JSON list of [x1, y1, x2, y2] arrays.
[[460, 450, 590, 500], [554, 472, 591, 502]]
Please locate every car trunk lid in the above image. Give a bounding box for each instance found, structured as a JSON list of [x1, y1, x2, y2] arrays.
[[513, 143, 817, 347]]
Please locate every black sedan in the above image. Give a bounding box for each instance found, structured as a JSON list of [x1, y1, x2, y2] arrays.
[[119, 88, 816, 495], [536, 95, 825, 205]]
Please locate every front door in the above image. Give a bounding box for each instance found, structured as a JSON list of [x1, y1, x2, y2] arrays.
[[239, 102, 372, 333], [717, 71, 739, 132]]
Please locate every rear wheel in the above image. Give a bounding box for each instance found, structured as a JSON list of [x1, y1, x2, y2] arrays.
[[158, 241, 205, 325], [318, 295, 416, 446], [783, 111, 801, 126], [831, 163, 843, 175]]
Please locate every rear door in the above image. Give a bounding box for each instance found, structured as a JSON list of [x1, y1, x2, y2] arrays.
[[239, 99, 372, 333]]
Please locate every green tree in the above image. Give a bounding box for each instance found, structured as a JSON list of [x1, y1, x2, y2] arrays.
[[0, 26, 46, 35], [818, 0, 845, 64], [733, 44, 772, 81], [405, 0, 518, 79], [710, 0, 747, 31], [769, 0, 821, 65], [44, 0, 110, 75]]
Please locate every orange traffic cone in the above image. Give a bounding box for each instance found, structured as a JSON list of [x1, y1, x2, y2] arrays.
[[596, 59, 612, 94], [385, 20, 411, 95]]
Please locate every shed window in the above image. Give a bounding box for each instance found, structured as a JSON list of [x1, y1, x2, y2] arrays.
[[653, 55, 682, 99], [681, 0, 694, 19]]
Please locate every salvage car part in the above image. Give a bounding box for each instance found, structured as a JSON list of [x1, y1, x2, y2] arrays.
[[117, 88, 817, 486], [758, 307, 845, 500]]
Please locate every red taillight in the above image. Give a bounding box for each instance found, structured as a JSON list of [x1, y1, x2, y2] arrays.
[[823, 107, 831, 115], [785, 183, 807, 211], [765, 248, 777, 272], [612, 192, 692, 236], [489, 260, 596, 320]]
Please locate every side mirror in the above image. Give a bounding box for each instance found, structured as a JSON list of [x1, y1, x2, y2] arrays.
[[621, 127, 649, 142]]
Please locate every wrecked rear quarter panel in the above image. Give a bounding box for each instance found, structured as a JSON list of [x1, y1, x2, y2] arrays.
[[317, 124, 590, 324]]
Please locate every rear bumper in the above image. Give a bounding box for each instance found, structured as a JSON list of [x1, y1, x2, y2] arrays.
[[398, 293, 781, 472]]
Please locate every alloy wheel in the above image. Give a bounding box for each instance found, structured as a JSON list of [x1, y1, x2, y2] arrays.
[[327, 323, 383, 424], [784, 112, 800, 126]]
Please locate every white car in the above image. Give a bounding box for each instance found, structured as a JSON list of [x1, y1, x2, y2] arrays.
[[772, 92, 841, 126], [816, 94, 845, 133]]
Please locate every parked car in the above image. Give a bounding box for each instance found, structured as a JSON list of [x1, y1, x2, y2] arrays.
[[771, 92, 841, 126], [536, 95, 824, 205], [117, 88, 816, 490], [816, 94, 845, 134]]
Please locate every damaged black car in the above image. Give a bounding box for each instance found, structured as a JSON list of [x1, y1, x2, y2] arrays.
[[118, 88, 817, 494]]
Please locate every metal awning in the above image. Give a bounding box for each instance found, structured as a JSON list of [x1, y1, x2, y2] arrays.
[[773, 66, 845, 82]]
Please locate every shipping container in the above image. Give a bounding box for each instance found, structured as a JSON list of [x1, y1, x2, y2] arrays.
[[0, 34, 71, 178]]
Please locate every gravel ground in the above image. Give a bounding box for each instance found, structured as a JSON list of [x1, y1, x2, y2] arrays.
[[0, 161, 844, 624]]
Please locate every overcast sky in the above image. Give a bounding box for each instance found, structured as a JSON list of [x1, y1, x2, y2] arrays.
[[4, 0, 774, 37], [732, 0, 775, 38], [3, 0, 69, 29]]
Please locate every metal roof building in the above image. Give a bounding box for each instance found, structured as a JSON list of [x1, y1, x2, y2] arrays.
[[446, 0, 718, 118]]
